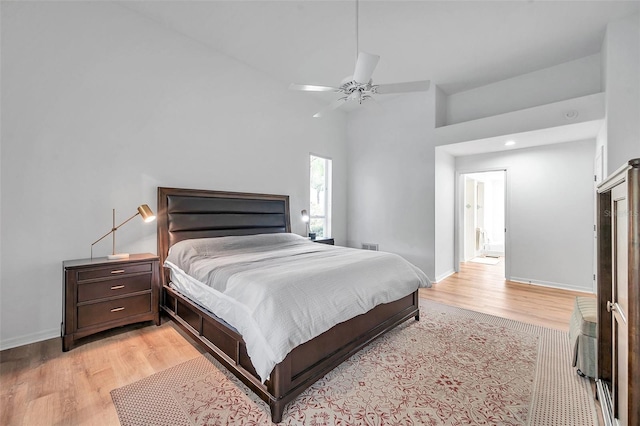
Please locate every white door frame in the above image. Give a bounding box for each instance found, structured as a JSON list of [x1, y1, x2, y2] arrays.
[[454, 167, 510, 280]]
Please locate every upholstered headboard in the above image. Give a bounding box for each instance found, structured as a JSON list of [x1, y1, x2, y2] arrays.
[[157, 187, 291, 281]]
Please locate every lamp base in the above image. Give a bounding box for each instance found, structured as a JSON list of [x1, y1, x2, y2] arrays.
[[108, 253, 130, 260]]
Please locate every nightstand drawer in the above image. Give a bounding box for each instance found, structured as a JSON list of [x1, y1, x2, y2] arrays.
[[77, 274, 152, 302], [77, 263, 152, 281], [77, 293, 152, 329], [63, 253, 159, 351]]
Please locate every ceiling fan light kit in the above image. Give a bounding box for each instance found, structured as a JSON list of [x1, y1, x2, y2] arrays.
[[290, 1, 430, 118]]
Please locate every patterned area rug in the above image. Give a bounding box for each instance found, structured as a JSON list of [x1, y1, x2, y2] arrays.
[[111, 300, 597, 425]]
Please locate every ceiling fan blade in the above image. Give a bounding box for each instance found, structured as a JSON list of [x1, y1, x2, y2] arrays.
[[353, 52, 380, 84], [374, 80, 431, 94], [313, 98, 348, 118], [289, 83, 340, 92]]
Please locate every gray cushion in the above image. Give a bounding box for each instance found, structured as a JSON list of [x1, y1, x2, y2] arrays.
[[573, 296, 597, 338], [569, 296, 597, 377]]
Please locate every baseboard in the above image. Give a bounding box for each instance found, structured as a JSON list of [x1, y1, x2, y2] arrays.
[[0, 327, 59, 351], [509, 276, 595, 294], [435, 269, 456, 283]]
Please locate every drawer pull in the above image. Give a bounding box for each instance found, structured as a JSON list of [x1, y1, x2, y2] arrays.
[[110, 307, 125, 313], [111, 270, 125, 274], [110, 285, 125, 290]]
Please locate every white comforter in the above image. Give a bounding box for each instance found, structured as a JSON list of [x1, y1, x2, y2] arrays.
[[164, 233, 431, 383]]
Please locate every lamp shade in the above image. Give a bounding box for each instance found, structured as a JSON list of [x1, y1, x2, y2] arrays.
[[301, 209, 309, 223], [138, 204, 156, 222]]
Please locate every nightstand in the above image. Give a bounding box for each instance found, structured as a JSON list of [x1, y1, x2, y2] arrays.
[[62, 253, 160, 351], [313, 238, 334, 245]]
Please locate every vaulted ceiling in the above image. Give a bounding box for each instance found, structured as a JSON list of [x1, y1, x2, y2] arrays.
[[121, 1, 639, 95], [119, 1, 638, 153]]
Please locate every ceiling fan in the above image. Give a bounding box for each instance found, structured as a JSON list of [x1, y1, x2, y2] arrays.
[[289, 1, 430, 118]]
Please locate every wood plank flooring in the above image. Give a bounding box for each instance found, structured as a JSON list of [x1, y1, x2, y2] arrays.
[[0, 322, 204, 426], [1, 259, 594, 425], [421, 258, 595, 331]]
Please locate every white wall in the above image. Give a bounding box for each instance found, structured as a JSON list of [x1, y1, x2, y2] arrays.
[[456, 139, 596, 292], [431, 52, 606, 291], [444, 54, 602, 126], [346, 51, 609, 285], [347, 92, 436, 279], [434, 149, 455, 281], [602, 13, 640, 174], [0, 2, 348, 349]]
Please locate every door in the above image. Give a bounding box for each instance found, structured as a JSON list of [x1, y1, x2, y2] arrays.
[[476, 182, 485, 253], [460, 171, 506, 264], [611, 183, 628, 426]]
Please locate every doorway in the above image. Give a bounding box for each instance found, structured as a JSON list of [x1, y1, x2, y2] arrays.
[[458, 170, 507, 275]]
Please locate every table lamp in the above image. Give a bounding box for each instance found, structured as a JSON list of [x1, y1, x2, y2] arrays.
[[301, 209, 311, 238], [91, 204, 156, 259]]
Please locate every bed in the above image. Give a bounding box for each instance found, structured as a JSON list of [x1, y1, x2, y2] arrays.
[[157, 187, 429, 422]]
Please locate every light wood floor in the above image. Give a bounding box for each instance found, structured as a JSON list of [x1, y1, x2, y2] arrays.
[[0, 322, 204, 426], [1, 260, 595, 425], [421, 258, 595, 331]]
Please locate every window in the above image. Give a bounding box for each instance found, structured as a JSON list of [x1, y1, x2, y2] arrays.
[[309, 154, 332, 238]]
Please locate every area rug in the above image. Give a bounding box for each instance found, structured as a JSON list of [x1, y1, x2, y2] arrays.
[[111, 300, 597, 425]]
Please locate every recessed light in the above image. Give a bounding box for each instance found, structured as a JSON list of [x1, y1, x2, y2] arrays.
[[505, 140, 516, 146], [564, 110, 579, 120]]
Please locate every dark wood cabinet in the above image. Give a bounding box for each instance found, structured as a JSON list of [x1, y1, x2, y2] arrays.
[[596, 158, 640, 426], [62, 253, 160, 351]]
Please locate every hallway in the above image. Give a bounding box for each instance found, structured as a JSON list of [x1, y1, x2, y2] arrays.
[[419, 259, 594, 331]]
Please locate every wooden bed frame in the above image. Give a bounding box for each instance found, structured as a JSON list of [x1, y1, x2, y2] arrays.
[[156, 187, 420, 422]]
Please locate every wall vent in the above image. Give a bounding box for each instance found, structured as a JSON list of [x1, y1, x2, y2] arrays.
[[362, 243, 379, 251]]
